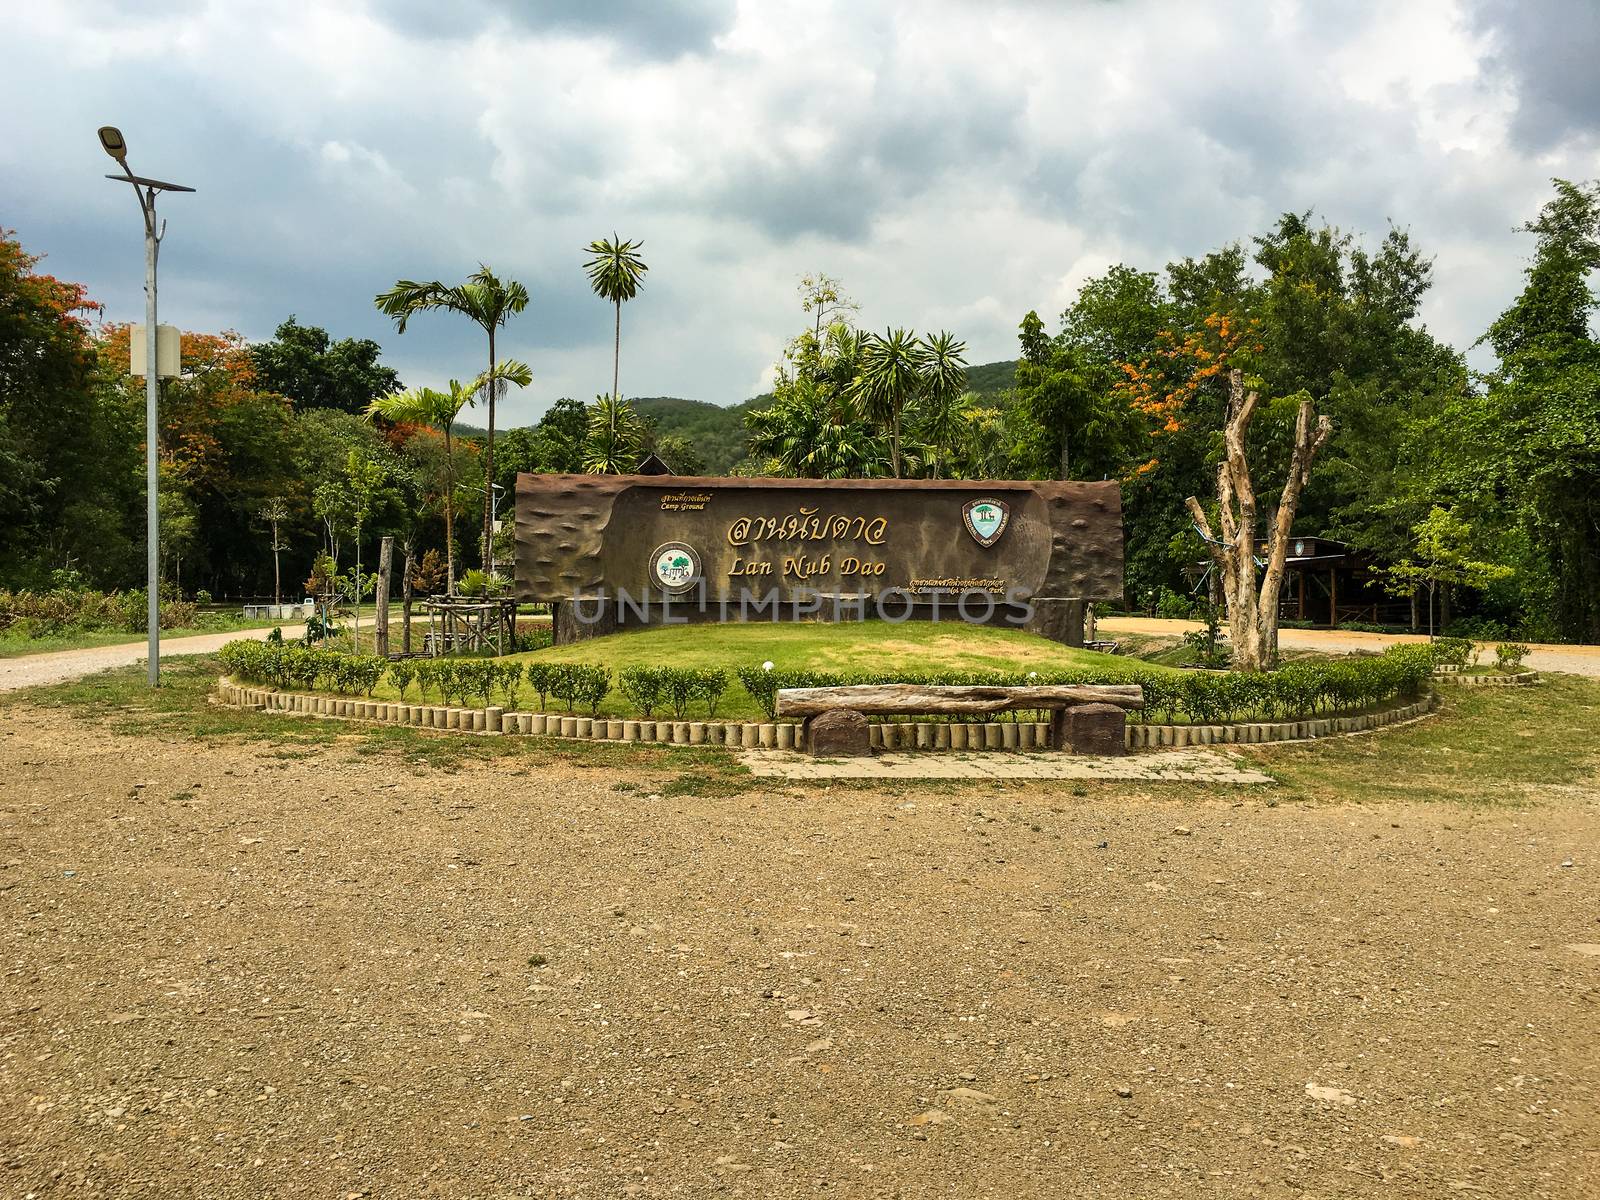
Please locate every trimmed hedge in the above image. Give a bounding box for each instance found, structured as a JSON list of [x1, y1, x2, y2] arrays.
[[736, 645, 1436, 724], [223, 641, 1438, 728]]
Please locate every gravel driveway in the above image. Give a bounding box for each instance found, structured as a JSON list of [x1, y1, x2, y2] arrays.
[[1098, 617, 1600, 677], [0, 625, 306, 693]]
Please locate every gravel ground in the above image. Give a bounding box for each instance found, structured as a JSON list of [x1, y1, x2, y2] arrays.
[[1098, 617, 1600, 678], [3, 706, 1597, 1198]]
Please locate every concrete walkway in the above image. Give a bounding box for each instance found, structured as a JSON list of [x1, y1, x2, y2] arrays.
[[740, 747, 1276, 784], [1098, 616, 1600, 677], [0, 624, 307, 693]]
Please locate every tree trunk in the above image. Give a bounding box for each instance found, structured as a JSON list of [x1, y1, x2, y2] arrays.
[[443, 424, 456, 596], [402, 542, 414, 656], [351, 524, 362, 654], [612, 300, 622, 409], [375, 536, 393, 658], [1185, 370, 1332, 673], [270, 524, 281, 607], [775, 682, 1144, 718], [891, 407, 902, 478], [483, 328, 496, 572], [1059, 425, 1070, 481]]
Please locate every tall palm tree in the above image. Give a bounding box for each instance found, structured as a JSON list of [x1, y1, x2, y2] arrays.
[[850, 327, 924, 478], [916, 332, 969, 479], [366, 359, 531, 593], [375, 265, 529, 570], [582, 235, 648, 446]]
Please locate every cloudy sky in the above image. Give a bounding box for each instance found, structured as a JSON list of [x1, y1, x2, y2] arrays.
[[5, 0, 1598, 425]]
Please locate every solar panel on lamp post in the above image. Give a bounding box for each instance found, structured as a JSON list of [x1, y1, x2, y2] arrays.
[[98, 126, 194, 687]]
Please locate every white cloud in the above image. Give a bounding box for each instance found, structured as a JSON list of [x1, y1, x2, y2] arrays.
[[4, 0, 1597, 424]]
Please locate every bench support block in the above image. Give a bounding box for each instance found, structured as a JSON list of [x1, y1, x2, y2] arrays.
[[806, 709, 872, 757], [1052, 702, 1127, 756]]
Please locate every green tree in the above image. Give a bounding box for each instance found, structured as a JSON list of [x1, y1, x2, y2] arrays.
[[582, 234, 648, 423], [367, 360, 530, 592], [249, 316, 399, 414], [375, 264, 530, 575], [1388, 507, 1514, 636], [916, 331, 968, 478], [583, 395, 645, 474], [851, 327, 924, 478]]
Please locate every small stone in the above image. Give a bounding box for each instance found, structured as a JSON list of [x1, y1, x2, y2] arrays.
[[908, 1109, 951, 1126], [1305, 1083, 1356, 1105], [1114, 1086, 1133, 1099], [1173, 826, 1192, 836], [1560, 858, 1574, 868], [784, 1009, 813, 1022], [1383, 1134, 1421, 1149]]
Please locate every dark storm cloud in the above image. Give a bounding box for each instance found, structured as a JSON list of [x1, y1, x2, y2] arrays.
[[1467, 0, 1600, 148], [375, 0, 737, 57]]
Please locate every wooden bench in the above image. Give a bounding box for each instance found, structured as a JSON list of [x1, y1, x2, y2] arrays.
[[775, 683, 1145, 758]]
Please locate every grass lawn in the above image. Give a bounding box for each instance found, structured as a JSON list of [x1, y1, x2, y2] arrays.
[[374, 621, 1167, 719], [1255, 672, 1600, 806]]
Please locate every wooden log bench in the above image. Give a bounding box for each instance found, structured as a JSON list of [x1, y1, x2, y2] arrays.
[[775, 683, 1145, 758]]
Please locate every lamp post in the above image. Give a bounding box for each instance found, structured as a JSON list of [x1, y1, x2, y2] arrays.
[[471, 482, 507, 579], [98, 126, 194, 687]]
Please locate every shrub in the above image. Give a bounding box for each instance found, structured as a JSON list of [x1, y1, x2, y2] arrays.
[[388, 659, 417, 699], [525, 662, 556, 710], [1495, 642, 1530, 671], [695, 668, 729, 718], [619, 667, 666, 718], [552, 663, 610, 715], [1430, 637, 1475, 669], [498, 662, 525, 708]]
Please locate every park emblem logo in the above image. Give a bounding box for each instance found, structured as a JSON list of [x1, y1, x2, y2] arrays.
[[962, 497, 1010, 547], [650, 541, 702, 594]]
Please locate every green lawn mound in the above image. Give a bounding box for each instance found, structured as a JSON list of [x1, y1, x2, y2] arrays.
[[514, 620, 1146, 679]]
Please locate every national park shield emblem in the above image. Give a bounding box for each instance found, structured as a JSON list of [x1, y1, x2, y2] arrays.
[[649, 541, 701, 594], [962, 498, 1009, 547]]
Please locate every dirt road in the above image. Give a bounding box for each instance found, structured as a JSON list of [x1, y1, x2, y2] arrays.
[[2, 705, 1596, 1198], [1099, 616, 1600, 677], [0, 625, 308, 693]]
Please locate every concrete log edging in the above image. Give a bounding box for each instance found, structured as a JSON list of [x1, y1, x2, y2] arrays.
[[1434, 668, 1538, 687], [215, 677, 1438, 753]]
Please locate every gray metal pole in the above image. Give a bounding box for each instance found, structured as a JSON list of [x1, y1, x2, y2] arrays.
[[144, 188, 161, 687]]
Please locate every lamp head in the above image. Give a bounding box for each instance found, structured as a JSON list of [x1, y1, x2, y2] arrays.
[[97, 126, 128, 162]]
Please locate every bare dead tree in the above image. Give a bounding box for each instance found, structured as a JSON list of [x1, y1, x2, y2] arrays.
[[1185, 370, 1332, 672]]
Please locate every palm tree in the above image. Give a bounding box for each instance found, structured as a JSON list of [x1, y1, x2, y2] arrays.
[[583, 394, 645, 474], [375, 265, 529, 571], [850, 327, 924, 478], [366, 359, 531, 594], [582, 235, 648, 446], [916, 332, 970, 479]]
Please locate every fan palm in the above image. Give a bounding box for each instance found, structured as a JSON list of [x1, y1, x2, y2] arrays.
[[582, 235, 648, 447], [367, 359, 531, 593], [917, 332, 970, 478], [375, 265, 529, 568], [850, 327, 924, 478]]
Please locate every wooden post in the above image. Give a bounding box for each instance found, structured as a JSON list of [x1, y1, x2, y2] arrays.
[[401, 542, 414, 656], [375, 536, 393, 658], [1328, 566, 1337, 628]]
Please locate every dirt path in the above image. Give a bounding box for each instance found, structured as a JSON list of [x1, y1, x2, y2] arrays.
[[0, 625, 308, 693], [1099, 616, 1600, 676], [2, 706, 1596, 1198]]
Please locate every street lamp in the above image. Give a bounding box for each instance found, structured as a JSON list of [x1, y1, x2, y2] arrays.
[[98, 126, 194, 687]]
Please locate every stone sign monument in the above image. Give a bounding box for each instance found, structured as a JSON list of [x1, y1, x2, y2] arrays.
[[514, 474, 1123, 646]]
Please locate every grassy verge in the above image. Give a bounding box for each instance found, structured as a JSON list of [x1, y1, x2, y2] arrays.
[[1251, 673, 1600, 805], [3, 654, 750, 789], [6, 654, 1598, 806]]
